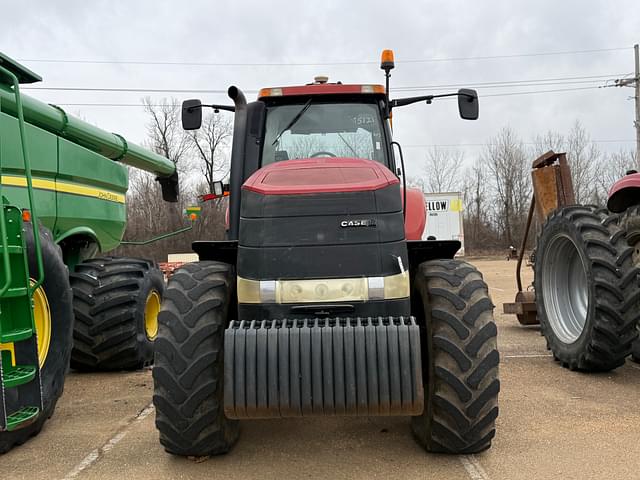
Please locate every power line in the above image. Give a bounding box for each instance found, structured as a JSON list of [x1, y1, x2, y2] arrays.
[[482, 85, 601, 97], [21, 73, 623, 95], [392, 74, 626, 91], [15, 47, 631, 67]]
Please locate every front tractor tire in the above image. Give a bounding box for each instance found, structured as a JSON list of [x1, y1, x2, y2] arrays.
[[0, 227, 73, 454], [70, 257, 164, 371], [411, 259, 499, 454], [534, 206, 640, 371], [152, 261, 239, 456]]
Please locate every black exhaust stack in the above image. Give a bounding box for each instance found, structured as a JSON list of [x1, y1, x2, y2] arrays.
[[227, 86, 248, 241]]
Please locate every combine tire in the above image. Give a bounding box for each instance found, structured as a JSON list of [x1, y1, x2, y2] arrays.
[[621, 205, 640, 363], [152, 261, 239, 456], [0, 227, 73, 453], [70, 257, 164, 371], [411, 259, 499, 454], [534, 206, 640, 371]]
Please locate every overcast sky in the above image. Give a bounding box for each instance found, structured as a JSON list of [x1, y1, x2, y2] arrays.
[[2, 0, 639, 179]]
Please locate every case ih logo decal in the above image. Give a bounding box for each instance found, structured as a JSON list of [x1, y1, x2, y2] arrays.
[[340, 219, 377, 228]]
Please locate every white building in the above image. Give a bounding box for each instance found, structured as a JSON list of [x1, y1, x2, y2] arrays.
[[422, 191, 465, 256]]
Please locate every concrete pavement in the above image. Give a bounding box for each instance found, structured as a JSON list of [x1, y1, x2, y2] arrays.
[[2, 259, 640, 480]]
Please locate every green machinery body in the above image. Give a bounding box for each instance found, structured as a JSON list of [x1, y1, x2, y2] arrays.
[[0, 52, 176, 434], [0, 56, 175, 259]]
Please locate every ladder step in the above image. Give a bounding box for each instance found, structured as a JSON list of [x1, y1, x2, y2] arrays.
[[0, 328, 33, 343], [0, 245, 23, 254], [6, 406, 39, 431], [2, 287, 29, 298], [2, 364, 36, 388]]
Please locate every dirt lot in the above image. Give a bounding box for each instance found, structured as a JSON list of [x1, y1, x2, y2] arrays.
[[2, 258, 640, 479]]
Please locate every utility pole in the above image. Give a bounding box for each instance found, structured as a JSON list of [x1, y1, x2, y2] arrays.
[[615, 44, 639, 169]]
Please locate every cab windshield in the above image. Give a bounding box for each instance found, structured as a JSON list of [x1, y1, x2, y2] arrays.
[[261, 101, 388, 166]]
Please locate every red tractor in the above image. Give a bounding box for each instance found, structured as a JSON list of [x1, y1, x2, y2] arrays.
[[152, 51, 499, 455]]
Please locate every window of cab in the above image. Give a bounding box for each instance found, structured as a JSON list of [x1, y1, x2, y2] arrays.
[[261, 101, 389, 167]]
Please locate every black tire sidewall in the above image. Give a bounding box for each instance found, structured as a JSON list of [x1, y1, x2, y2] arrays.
[[622, 205, 640, 363]]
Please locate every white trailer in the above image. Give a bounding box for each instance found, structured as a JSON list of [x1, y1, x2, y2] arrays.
[[422, 191, 465, 256]]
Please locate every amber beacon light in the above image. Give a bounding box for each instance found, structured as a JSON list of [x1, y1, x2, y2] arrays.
[[380, 49, 395, 71]]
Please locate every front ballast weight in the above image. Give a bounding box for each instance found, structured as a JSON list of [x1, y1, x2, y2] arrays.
[[224, 317, 424, 418]]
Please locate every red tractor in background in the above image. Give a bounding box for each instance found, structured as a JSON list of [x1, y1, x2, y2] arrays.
[[152, 51, 499, 456]]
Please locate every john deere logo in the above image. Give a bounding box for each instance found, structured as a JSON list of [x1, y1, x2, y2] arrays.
[[340, 219, 377, 228]]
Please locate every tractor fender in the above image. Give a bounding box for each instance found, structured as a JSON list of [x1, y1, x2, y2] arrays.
[[607, 172, 640, 213], [402, 187, 426, 240]]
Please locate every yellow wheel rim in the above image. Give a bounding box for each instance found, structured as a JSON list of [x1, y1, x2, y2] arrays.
[[144, 290, 161, 340], [31, 280, 52, 369]]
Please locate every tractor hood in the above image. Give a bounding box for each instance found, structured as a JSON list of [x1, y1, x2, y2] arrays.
[[242, 157, 399, 195]]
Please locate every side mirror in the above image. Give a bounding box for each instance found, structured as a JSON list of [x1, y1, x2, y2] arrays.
[[182, 99, 203, 130], [199, 181, 230, 202], [212, 181, 224, 196], [457, 89, 479, 120]]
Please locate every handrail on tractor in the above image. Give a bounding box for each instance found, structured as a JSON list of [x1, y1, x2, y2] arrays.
[[0, 65, 44, 295]]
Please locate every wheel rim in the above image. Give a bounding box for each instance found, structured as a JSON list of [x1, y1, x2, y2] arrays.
[[144, 290, 161, 340], [31, 280, 52, 368], [541, 233, 589, 344]]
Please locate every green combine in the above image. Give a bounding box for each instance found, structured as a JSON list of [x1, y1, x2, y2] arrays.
[[0, 53, 178, 452]]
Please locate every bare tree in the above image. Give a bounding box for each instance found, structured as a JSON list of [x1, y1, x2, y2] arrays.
[[406, 175, 425, 191], [566, 121, 601, 204], [483, 127, 531, 247], [422, 147, 464, 193], [142, 97, 191, 169], [533, 130, 565, 156], [188, 112, 233, 191], [462, 158, 491, 248]]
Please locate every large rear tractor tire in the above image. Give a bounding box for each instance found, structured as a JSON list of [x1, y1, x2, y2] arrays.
[[534, 206, 640, 371], [411, 259, 499, 454], [0, 226, 73, 454], [620, 205, 640, 363], [152, 261, 239, 456], [70, 257, 164, 371]]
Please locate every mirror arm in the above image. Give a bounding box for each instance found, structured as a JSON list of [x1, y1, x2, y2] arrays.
[[390, 91, 475, 109], [189, 103, 236, 113]]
